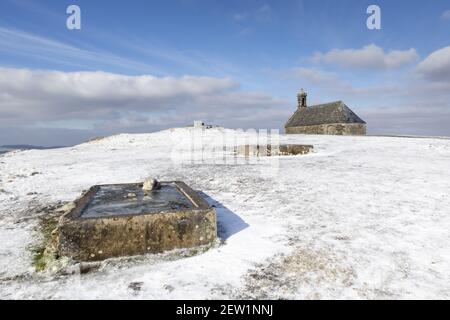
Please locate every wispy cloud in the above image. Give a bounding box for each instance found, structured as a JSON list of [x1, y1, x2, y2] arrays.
[[0, 25, 250, 81], [292, 67, 340, 85], [313, 44, 419, 70], [233, 13, 248, 22], [113, 35, 242, 77], [233, 4, 272, 23], [441, 10, 450, 21], [233, 3, 272, 36], [0, 27, 162, 74], [290, 66, 404, 99], [255, 4, 272, 22]]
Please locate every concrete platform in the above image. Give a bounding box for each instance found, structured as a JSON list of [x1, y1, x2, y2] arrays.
[[236, 144, 314, 157], [56, 181, 217, 261]]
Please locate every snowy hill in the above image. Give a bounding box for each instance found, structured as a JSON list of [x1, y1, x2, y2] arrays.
[[0, 127, 449, 299]]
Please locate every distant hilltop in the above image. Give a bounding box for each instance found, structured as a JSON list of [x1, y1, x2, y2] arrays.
[[0, 144, 65, 155]]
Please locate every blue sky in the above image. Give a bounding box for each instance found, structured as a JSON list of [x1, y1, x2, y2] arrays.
[[1, 0, 450, 145]]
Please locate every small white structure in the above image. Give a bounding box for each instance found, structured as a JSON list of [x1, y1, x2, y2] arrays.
[[193, 121, 205, 129]]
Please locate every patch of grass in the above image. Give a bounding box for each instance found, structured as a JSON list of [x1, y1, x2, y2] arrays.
[[31, 215, 60, 272], [32, 247, 47, 272]]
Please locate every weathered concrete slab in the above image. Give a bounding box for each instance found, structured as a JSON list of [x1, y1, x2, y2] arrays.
[[56, 181, 217, 261], [236, 144, 313, 157]]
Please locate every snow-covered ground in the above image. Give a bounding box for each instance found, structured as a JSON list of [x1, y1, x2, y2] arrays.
[[0, 127, 449, 299]]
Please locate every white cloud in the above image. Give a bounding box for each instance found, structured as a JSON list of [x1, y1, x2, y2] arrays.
[[0, 68, 288, 145], [313, 44, 419, 69], [417, 46, 450, 82], [442, 10, 450, 21], [0, 68, 237, 121]]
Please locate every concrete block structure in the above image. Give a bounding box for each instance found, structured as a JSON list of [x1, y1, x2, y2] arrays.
[[56, 181, 217, 261]]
